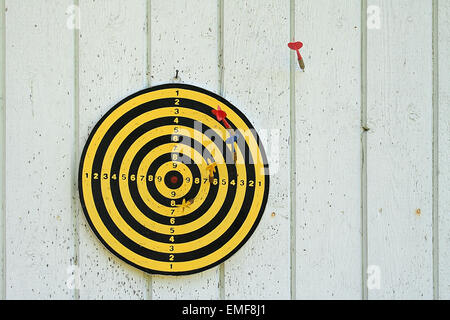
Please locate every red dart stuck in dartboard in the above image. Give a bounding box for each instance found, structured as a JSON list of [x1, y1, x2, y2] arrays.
[[212, 105, 231, 129], [288, 41, 305, 71]]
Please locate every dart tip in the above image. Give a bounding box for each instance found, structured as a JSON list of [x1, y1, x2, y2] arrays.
[[298, 58, 305, 72]]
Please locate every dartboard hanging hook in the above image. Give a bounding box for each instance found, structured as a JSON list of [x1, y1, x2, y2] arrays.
[[173, 69, 182, 83]]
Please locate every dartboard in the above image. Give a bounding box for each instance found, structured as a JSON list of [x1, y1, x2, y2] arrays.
[[79, 84, 269, 275]]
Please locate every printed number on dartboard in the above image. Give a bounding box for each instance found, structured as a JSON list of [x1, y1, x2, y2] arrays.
[[85, 173, 261, 187]]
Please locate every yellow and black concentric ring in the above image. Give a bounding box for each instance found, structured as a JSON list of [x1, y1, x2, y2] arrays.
[[79, 84, 270, 275]]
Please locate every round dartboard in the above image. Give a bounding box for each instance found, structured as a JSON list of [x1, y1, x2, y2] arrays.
[[79, 84, 269, 275]]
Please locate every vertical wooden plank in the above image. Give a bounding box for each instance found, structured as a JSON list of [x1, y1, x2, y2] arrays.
[[5, 0, 75, 299], [295, 0, 362, 299], [438, 0, 450, 300], [223, 0, 291, 299], [77, 0, 149, 299], [361, 0, 369, 300], [150, 0, 219, 90], [150, 0, 220, 299], [0, 0, 4, 301], [367, 0, 433, 299]]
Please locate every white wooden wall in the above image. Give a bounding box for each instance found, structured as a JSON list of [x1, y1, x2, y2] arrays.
[[0, 0, 448, 300]]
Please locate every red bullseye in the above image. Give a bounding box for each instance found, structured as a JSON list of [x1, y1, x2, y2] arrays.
[[164, 170, 183, 189]]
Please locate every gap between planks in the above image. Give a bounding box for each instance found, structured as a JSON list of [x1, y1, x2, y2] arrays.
[[0, 0, 5, 301], [432, 0, 440, 301], [360, 0, 368, 301]]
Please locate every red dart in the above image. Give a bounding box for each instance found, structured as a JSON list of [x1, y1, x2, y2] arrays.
[[288, 41, 305, 71], [212, 106, 231, 128]]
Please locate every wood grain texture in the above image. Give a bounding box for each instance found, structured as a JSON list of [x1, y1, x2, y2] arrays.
[[223, 0, 291, 299], [77, 0, 149, 299], [0, 0, 449, 300], [5, 0, 75, 299], [149, 0, 220, 300], [367, 0, 433, 299], [438, 0, 450, 300], [294, 0, 362, 299]]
